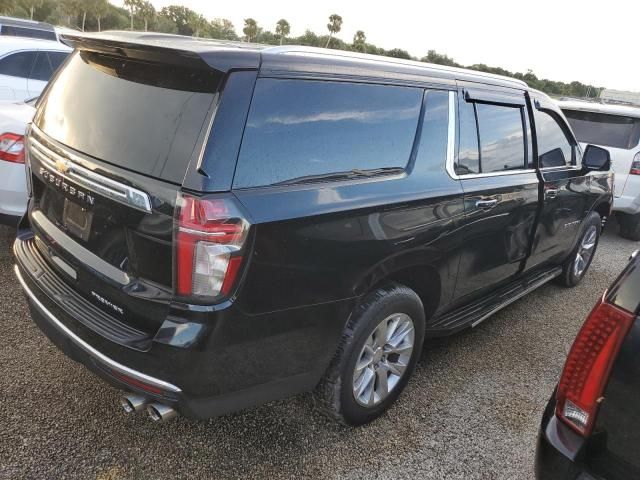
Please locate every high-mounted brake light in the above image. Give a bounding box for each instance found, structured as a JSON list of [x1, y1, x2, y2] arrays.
[[555, 298, 635, 436], [176, 195, 249, 298], [0, 132, 24, 164], [630, 152, 640, 175]]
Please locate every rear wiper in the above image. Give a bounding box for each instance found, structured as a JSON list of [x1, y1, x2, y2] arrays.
[[274, 167, 404, 186]]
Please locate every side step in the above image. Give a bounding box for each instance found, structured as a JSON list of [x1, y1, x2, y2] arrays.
[[426, 266, 562, 337]]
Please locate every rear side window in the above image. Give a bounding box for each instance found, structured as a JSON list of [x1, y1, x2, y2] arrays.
[[535, 109, 575, 168], [233, 79, 423, 188], [563, 110, 640, 150], [0, 51, 36, 78], [413, 90, 450, 174], [36, 51, 221, 183], [1, 25, 57, 41], [31, 51, 68, 81]]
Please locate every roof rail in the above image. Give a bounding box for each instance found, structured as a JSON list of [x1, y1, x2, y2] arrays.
[[263, 45, 528, 88]]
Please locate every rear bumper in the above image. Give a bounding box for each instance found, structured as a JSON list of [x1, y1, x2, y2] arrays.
[[14, 233, 351, 419]]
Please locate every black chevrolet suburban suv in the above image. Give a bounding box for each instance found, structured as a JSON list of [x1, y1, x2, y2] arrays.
[[14, 32, 613, 425]]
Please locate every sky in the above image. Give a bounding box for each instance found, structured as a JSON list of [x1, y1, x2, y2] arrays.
[[113, 0, 638, 91]]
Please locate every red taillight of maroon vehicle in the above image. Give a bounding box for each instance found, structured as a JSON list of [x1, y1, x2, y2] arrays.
[[0, 132, 25, 164], [175, 195, 249, 299], [555, 298, 635, 436]]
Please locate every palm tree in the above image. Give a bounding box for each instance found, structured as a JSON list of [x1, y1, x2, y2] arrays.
[[353, 30, 366, 52], [325, 13, 342, 48], [275, 19, 290, 45], [138, 0, 156, 32], [243, 18, 258, 42]]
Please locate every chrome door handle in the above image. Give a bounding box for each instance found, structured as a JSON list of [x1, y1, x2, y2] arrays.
[[476, 199, 498, 210], [545, 188, 558, 200]]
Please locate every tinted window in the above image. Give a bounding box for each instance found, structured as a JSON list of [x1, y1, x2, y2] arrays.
[[563, 110, 640, 150], [414, 90, 450, 174], [535, 109, 574, 168], [36, 51, 220, 183], [0, 51, 36, 78], [31, 51, 68, 81], [1, 25, 56, 41], [456, 100, 480, 175], [476, 103, 525, 172], [234, 79, 423, 188]]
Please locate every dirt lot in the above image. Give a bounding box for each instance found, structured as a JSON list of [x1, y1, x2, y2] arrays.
[[1, 221, 637, 480]]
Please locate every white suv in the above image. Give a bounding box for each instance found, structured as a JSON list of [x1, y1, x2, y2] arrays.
[[0, 37, 70, 101], [558, 100, 640, 240]]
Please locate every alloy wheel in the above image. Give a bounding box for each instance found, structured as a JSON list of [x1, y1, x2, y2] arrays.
[[352, 313, 415, 407], [574, 225, 597, 278]]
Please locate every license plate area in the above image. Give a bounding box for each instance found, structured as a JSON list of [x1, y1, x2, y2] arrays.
[[63, 199, 93, 242]]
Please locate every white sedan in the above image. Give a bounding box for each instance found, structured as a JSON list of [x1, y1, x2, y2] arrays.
[[0, 97, 35, 226]]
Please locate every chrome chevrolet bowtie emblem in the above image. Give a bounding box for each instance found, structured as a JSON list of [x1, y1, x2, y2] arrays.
[[55, 158, 70, 174]]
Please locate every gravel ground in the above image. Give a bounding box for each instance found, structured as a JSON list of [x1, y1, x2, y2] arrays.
[[1, 220, 638, 480]]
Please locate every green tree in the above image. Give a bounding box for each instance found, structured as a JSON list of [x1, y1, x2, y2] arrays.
[[138, 0, 155, 32], [325, 13, 342, 48], [160, 5, 199, 36], [123, 0, 141, 30], [385, 48, 411, 60], [59, 0, 78, 27], [91, 0, 109, 31], [275, 18, 290, 45], [209, 18, 237, 40], [191, 13, 207, 37], [20, 0, 42, 19], [154, 13, 177, 33], [0, 0, 15, 15], [420, 50, 460, 67], [243, 18, 258, 42], [353, 30, 366, 52], [295, 29, 318, 46]]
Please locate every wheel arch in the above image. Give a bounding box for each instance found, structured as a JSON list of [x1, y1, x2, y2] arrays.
[[354, 255, 443, 323]]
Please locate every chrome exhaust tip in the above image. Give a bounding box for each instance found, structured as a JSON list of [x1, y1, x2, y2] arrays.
[[146, 403, 177, 422], [120, 394, 148, 414]]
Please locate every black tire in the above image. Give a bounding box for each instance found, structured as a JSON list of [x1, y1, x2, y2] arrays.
[[557, 211, 601, 287], [618, 212, 640, 241], [313, 283, 425, 426]]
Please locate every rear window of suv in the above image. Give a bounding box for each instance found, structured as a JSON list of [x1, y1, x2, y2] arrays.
[[563, 109, 640, 150], [233, 79, 423, 188], [35, 51, 221, 183]]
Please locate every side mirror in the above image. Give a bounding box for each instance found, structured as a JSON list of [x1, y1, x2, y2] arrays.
[[583, 145, 611, 171]]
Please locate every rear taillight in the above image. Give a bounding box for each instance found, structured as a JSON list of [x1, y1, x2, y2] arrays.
[[0, 132, 24, 164], [630, 152, 640, 175], [175, 195, 249, 299], [555, 298, 635, 436]]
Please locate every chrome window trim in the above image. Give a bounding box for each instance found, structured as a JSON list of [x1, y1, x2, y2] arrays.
[[458, 168, 537, 179], [446, 91, 457, 180], [539, 165, 582, 172], [14, 265, 182, 394], [29, 125, 152, 213]]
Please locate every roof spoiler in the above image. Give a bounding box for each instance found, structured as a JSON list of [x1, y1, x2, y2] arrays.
[[60, 34, 218, 71]]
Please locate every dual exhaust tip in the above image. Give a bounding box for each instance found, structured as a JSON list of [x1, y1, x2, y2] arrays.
[[119, 394, 177, 422]]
